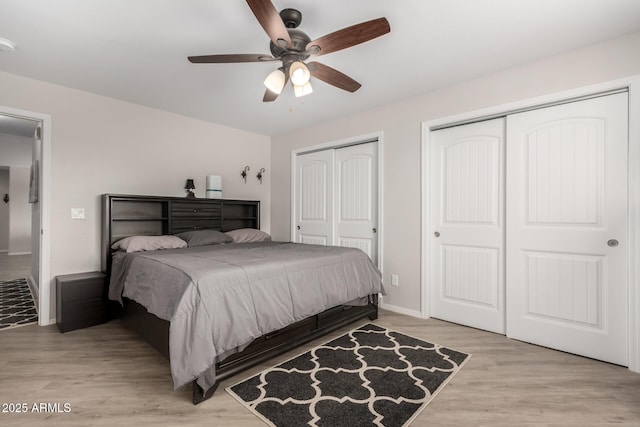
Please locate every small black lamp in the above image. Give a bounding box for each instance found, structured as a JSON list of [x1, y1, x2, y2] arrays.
[[184, 179, 196, 198]]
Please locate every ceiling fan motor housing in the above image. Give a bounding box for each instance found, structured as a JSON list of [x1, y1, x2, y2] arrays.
[[269, 28, 311, 59]]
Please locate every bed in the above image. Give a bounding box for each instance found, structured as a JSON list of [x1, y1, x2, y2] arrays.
[[102, 194, 383, 404]]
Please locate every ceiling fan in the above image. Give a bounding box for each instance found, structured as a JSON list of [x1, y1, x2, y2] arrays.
[[188, 0, 391, 102]]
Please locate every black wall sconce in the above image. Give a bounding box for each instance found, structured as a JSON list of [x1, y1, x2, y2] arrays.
[[257, 168, 266, 184], [2, 193, 8, 203], [241, 166, 250, 183], [184, 179, 196, 198]]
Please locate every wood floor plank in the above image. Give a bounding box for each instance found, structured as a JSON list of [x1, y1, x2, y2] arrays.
[[0, 310, 639, 426], [0, 253, 31, 281]]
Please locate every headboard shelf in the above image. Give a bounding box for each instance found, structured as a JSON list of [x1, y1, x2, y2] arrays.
[[102, 194, 260, 273]]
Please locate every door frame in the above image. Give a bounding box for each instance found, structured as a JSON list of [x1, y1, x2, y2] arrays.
[[290, 131, 384, 271], [0, 104, 52, 326], [421, 75, 640, 373]]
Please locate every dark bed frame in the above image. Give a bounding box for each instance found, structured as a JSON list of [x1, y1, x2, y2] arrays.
[[101, 194, 379, 404]]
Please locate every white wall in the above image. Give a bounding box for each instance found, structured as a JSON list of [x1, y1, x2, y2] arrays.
[[271, 31, 640, 313], [0, 133, 32, 167], [0, 70, 271, 324], [0, 134, 32, 254], [8, 166, 30, 254]]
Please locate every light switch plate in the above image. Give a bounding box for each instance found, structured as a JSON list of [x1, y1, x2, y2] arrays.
[[391, 274, 399, 286], [71, 208, 85, 219]]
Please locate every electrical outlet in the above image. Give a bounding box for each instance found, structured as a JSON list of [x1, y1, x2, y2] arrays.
[[391, 274, 399, 287], [71, 208, 85, 219]]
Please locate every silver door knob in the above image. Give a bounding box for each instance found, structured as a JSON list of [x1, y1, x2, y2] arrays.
[[434, 231, 440, 237], [607, 239, 619, 247]]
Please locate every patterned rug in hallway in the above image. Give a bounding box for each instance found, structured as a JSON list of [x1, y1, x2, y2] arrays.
[[227, 323, 470, 427], [0, 278, 38, 330]]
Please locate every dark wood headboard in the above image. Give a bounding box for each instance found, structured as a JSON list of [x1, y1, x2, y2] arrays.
[[101, 194, 260, 274]]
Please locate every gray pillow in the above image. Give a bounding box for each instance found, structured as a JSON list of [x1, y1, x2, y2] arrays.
[[174, 229, 233, 247], [225, 228, 272, 243], [111, 235, 187, 253]]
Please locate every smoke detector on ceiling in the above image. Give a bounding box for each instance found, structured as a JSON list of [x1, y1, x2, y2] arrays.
[[0, 38, 16, 52]]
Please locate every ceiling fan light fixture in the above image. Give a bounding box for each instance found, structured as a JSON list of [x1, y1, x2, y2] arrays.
[[289, 61, 310, 86], [187, 2, 390, 103], [294, 81, 313, 98], [0, 37, 16, 52], [264, 68, 286, 94]]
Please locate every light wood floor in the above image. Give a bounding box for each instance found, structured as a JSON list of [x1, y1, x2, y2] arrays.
[[0, 252, 31, 281], [0, 311, 638, 426]]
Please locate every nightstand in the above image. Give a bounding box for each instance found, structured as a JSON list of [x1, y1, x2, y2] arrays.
[[56, 272, 107, 333]]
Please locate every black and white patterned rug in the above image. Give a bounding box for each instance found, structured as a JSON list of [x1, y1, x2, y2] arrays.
[[0, 278, 38, 330], [227, 323, 470, 427]]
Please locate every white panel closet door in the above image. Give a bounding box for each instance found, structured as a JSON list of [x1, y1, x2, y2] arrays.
[[506, 93, 628, 366], [295, 142, 379, 265], [430, 118, 506, 334], [335, 143, 378, 263], [295, 149, 334, 245]]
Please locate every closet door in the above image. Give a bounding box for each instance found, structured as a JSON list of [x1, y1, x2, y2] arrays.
[[430, 118, 506, 334], [335, 143, 378, 263], [294, 142, 379, 264], [295, 149, 334, 245], [506, 93, 628, 366]]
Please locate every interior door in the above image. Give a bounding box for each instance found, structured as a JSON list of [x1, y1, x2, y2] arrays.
[[294, 149, 334, 245], [506, 93, 629, 366], [335, 142, 378, 264], [430, 118, 506, 334]]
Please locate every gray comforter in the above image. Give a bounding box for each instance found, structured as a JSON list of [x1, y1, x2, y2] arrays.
[[108, 241, 384, 391]]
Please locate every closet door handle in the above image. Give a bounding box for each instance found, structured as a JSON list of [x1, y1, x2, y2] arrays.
[[297, 225, 301, 230], [434, 231, 440, 237], [372, 228, 377, 233], [607, 239, 619, 247]]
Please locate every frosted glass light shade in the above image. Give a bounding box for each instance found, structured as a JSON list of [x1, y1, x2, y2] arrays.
[[289, 61, 310, 86], [294, 81, 313, 97], [264, 69, 286, 94], [0, 37, 16, 52]]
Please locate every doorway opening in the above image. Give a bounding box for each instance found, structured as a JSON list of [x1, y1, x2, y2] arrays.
[[0, 106, 51, 326]]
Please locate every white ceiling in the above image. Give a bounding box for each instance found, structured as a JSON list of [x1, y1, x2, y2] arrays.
[[1, 0, 640, 137]]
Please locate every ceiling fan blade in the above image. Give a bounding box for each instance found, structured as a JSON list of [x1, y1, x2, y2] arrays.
[[246, 0, 292, 48], [307, 61, 361, 93], [188, 54, 276, 63], [306, 17, 390, 56]]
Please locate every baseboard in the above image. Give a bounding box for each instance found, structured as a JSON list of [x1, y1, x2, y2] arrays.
[[379, 301, 423, 319]]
